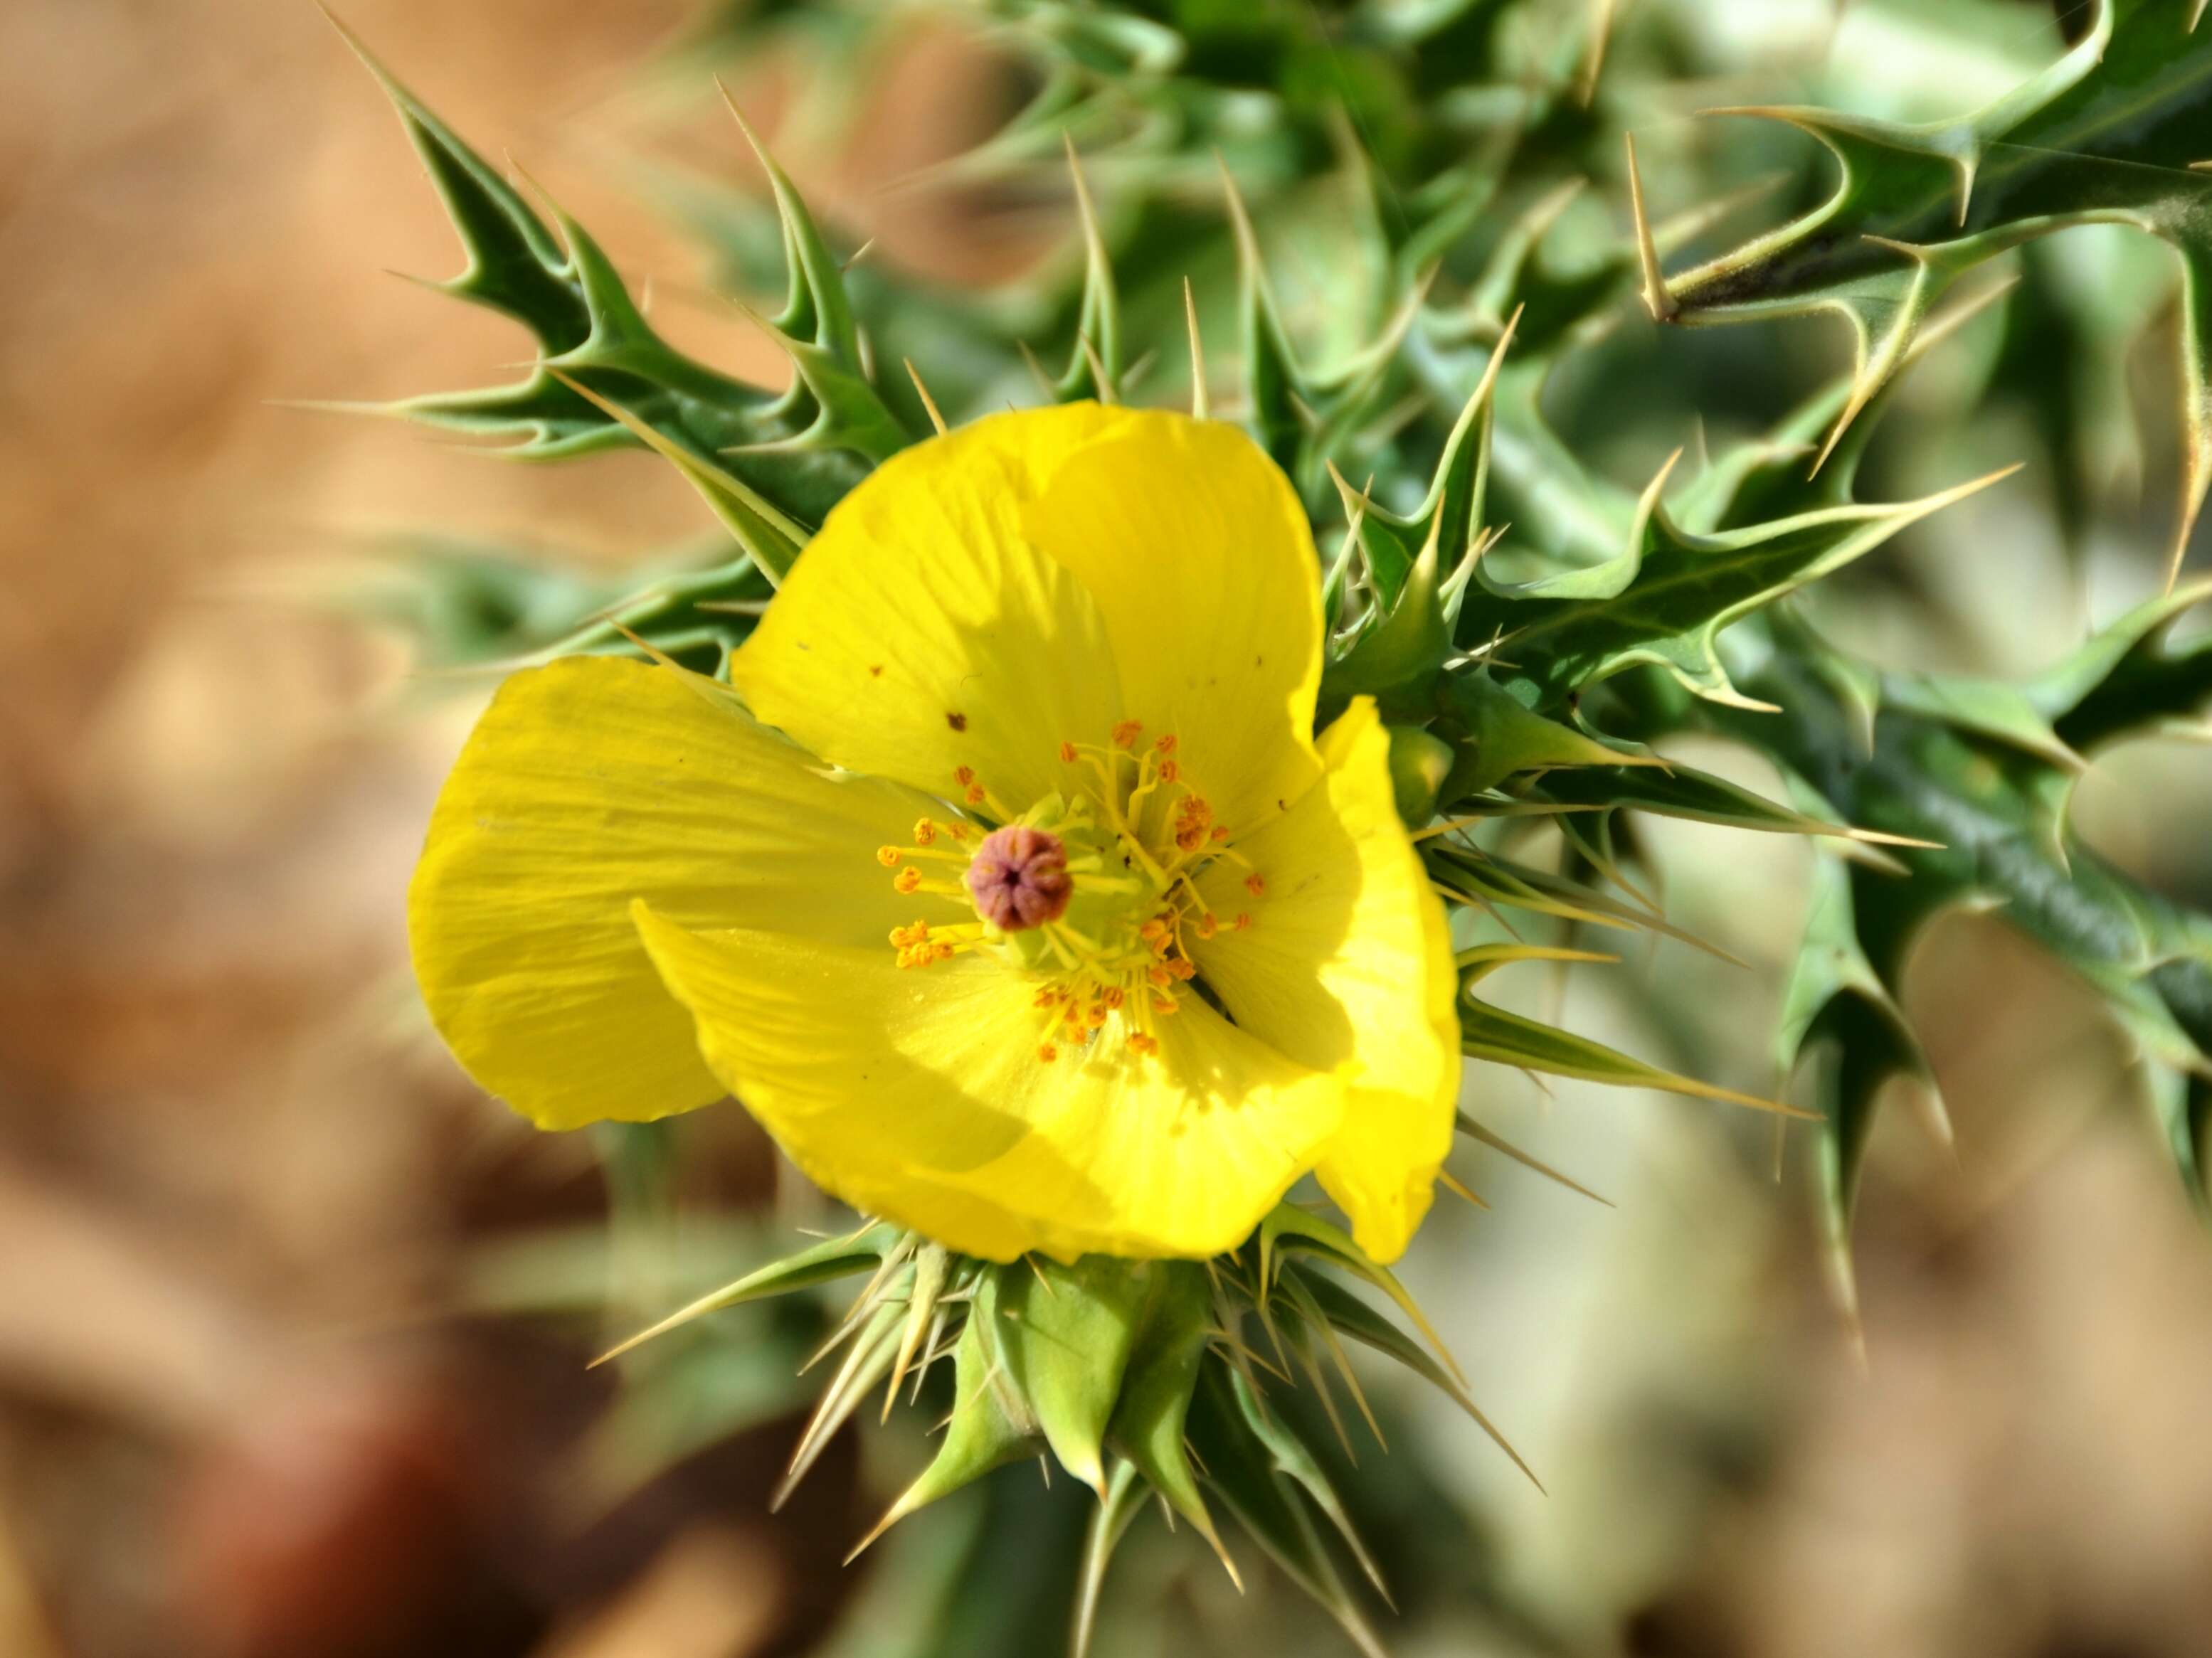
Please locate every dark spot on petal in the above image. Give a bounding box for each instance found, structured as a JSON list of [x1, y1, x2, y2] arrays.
[[869, 664, 884, 677], [946, 711, 968, 731]]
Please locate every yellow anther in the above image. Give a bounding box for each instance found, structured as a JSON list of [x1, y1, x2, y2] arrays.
[[1058, 740, 1079, 763], [1244, 873, 1266, 896], [1165, 957, 1197, 982], [894, 867, 924, 895], [1111, 720, 1143, 749], [1033, 987, 1061, 1009], [1128, 1033, 1160, 1058], [1152, 994, 1179, 1016], [1148, 964, 1174, 990], [914, 818, 938, 846], [1101, 987, 1126, 1010], [877, 846, 904, 867], [1038, 1043, 1059, 1063], [1140, 918, 1170, 943], [1084, 1001, 1108, 1030]]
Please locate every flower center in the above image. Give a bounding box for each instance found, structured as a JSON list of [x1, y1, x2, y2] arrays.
[[876, 720, 1262, 1065], [962, 825, 1072, 930]]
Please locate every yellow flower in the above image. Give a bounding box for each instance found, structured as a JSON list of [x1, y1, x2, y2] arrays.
[[408, 405, 1460, 1262]]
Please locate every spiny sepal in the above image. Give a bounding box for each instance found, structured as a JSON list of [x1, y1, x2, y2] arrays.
[[598, 1204, 1545, 1655]]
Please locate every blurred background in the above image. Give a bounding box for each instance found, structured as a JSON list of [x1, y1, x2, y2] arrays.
[[4, 1, 2211, 1655]]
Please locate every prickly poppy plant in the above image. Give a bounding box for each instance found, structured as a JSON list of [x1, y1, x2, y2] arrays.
[[335, 1, 2212, 1652]]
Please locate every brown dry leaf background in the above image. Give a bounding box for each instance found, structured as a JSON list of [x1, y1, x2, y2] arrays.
[[3, 3, 2212, 1657]]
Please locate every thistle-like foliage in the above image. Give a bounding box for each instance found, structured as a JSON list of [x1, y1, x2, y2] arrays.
[[337, 1, 2212, 1650], [1637, 0, 2212, 582]]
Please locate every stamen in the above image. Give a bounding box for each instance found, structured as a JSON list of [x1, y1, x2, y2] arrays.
[[1234, 913, 1252, 931], [894, 867, 923, 895], [1111, 719, 1143, 749], [1128, 1033, 1160, 1058], [877, 846, 904, 867], [1038, 1043, 1059, 1063], [914, 818, 938, 846], [1244, 873, 1266, 896]]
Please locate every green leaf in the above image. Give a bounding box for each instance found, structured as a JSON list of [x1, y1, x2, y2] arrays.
[[1459, 992, 1799, 1117], [998, 1256, 1153, 1496], [1649, 0, 2212, 582], [857, 1270, 1039, 1553], [1186, 1366, 1386, 1658], [1435, 669, 1662, 799], [1777, 853, 1948, 1314], [1461, 455, 2015, 713], [1103, 1260, 1229, 1567]]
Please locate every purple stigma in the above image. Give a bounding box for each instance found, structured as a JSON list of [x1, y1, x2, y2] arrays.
[[964, 825, 1073, 931]]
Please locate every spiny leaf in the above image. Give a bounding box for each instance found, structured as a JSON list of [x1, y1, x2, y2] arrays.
[[1284, 1266, 1539, 1489], [853, 1270, 1037, 1556], [1186, 1366, 1387, 1658], [1649, 0, 2212, 583], [1104, 1260, 1232, 1578], [1777, 852, 1948, 1317], [591, 1221, 901, 1367], [998, 1256, 1153, 1497], [1461, 453, 2021, 713], [1459, 989, 1806, 1120]]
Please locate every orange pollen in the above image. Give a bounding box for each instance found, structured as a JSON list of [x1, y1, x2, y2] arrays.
[[965, 784, 987, 805], [1111, 720, 1143, 749], [1159, 759, 1181, 783], [954, 766, 976, 787], [914, 819, 938, 846], [1153, 994, 1179, 1015], [1210, 825, 1230, 842], [1244, 873, 1266, 896], [1234, 913, 1252, 931], [1128, 1033, 1160, 1058], [1085, 1002, 1108, 1029], [1101, 987, 1126, 1010], [1148, 964, 1174, 990], [894, 867, 923, 895], [1038, 1043, 1059, 1063], [877, 846, 904, 867], [1197, 913, 1219, 940], [1058, 740, 1078, 763], [1140, 919, 1170, 943], [1165, 957, 1197, 982], [1155, 734, 1178, 753]]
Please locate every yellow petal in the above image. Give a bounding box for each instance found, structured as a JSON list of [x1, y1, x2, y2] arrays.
[[731, 404, 1134, 814], [1020, 410, 1324, 832], [410, 656, 938, 1132], [631, 907, 1347, 1260], [1190, 698, 1461, 1261]]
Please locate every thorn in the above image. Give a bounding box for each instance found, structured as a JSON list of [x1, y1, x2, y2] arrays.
[[904, 358, 948, 435], [1438, 1169, 1489, 1209], [1184, 277, 1210, 420], [1077, 332, 1114, 405], [1624, 132, 1676, 322]]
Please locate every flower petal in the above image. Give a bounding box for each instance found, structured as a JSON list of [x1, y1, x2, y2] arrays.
[[1189, 698, 1461, 1261], [410, 656, 938, 1131], [1020, 410, 1324, 833], [731, 404, 1133, 814], [631, 907, 1348, 1261]]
